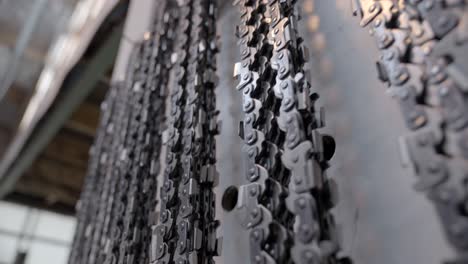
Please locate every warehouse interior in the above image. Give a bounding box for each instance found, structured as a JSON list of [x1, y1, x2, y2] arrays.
[[0, 0, 127, 262], [0, 0, 464, 263]]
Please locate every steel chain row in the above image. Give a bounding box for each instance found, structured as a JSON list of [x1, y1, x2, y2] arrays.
[[176, 0, 221, 263], [110, 5, 180, 263], [150, 2, 193, 263], [234, 0, 351, 263], [150, 1, 221, 264], [105, 42, 148, 264], [353, 0, 468, 262], [138, 7, 179, 264], [69, 2, 179, 263], [68, 80, 122, 264], [234, 0, 292, 263]]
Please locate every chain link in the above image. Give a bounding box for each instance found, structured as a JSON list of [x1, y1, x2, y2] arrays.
[[70, 2, 180, 263], [234, 0, 351, 263], [353, 0, 468, 262], [151, 1, 221, 264]]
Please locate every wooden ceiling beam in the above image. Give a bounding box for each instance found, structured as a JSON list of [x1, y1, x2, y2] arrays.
[[42, 128, 92, 169], [4, 191, 75, 215], [14, 177, 79, 207], [26, 156, 86, 190], [64, 100, 100, 138]]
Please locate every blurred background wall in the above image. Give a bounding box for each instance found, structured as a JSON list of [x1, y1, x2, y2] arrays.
[[0, 201, 76, 264]]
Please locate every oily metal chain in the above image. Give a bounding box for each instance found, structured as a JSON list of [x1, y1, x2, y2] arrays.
[[93, 5, 178, 263], [69, 4, 179, 262], [267, 2, 348, 263], [138, 8, 179, 264], [120, 10, 180, 260], [104, 42, 147, 264], [199, 0, 222, 261], [118, 36, 160, 264], [234, 0, 291, 263], [98, 80, 132, 264], [88, 61, 141, 264], [100, 50, 139, 264], [173, 0, 221, 263], [71, 41, 138, 263], [151, 0, 221, 263], [234, 0, 351, 263], [97, 45, 144, 263], [71, 60, 135, 264], [82, 138, 108, 264], [91, 85, 124, 264], [116, 6, 179, 263], [151, 2, 193, 264], [68, 81, 122, 264], [353, 0, 468, 262], [87, 80, 125, 264], [174, 0, 206, 261]]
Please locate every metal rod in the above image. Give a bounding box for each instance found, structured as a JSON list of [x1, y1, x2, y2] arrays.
[[0, 0, 48, 101], [0, 26, 123, 198]]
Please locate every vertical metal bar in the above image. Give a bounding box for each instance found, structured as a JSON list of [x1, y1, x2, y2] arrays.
[[0, 0, 48, 101], [16, 208, 39, 251], [12, 252, 27, 264]]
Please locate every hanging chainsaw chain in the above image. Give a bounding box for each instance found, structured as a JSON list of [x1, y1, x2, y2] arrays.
[[353, 0, 468, 262], [137, 6, 179, 264], [70, 36, 140, 263], [233, 0, 351, 263], [70, 2, 180, 263], [150, 0, 221, 264], [150, 2, 192, 263], [87, 73, 129, 264], [174, 0, 221, 263], [68, 80, 123, 264], [89, 27, 160, 263], [103, 42, 148, 264], [108, 4, 181, 263]]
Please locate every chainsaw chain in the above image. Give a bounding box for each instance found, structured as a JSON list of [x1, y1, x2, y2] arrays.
[[68, 80, 122, 264], [118, 8, 180, 263], [234, 0, 292, 263], [137, 7, 179, 264], [103, 42, 147, 264], [87, 58, 142, 264], [150, 0, 221, 263], [98, 50, 139, 264], [70, 1, 222, 263], [234, 0, 351, 263], [174, 0, 221, 263], [70, 3, 180, 263], [150, 2, 192, 263], [98, 79, 132, 264], [117, 40, 157, 264], [86, 79, 125, 264], [105, 5, 180, 263], [352, 0, 468, 262]]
